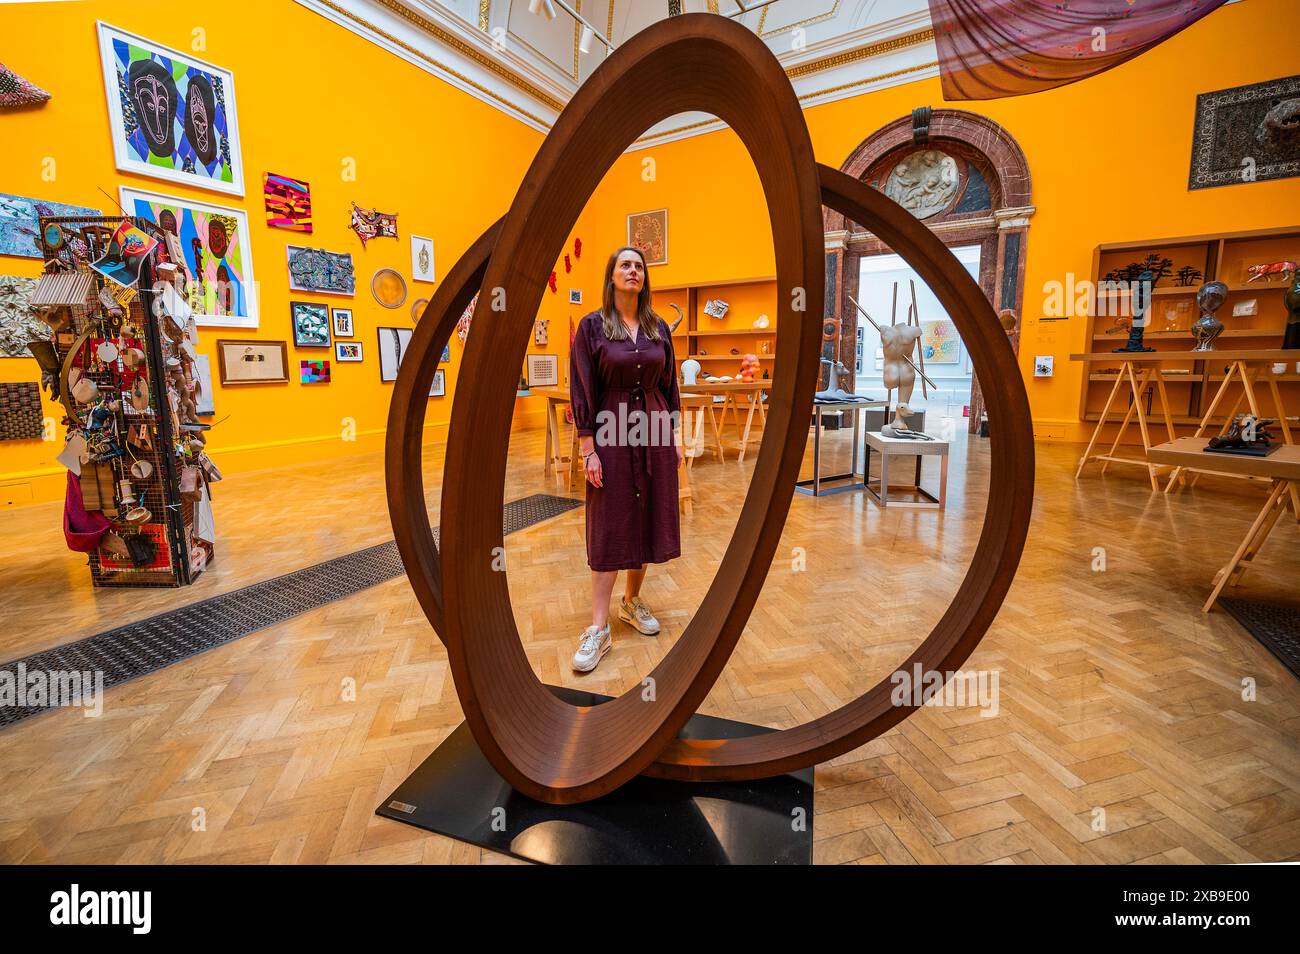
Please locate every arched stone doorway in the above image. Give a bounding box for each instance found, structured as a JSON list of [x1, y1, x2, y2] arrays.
[[822, 109, 1034, 432]]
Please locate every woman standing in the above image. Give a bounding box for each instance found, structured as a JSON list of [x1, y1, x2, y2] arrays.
[[569, 246, 683, 672]]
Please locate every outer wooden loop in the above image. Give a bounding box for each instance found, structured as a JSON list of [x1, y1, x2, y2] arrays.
[[386, 220, 501, 638], [641, 164, 1035, 781], [439, 13, 825, 803]]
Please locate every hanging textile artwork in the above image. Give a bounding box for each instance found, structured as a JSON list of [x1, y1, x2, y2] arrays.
[[927, 0, 1227, 100], [0, 62, 51, 108], [349, 202, 398, 248]]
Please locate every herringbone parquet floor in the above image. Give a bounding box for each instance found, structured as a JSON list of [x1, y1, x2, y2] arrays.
[[0, 421, 1297, 864]]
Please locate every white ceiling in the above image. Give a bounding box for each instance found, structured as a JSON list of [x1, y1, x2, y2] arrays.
[[297, 0, 938, 145]]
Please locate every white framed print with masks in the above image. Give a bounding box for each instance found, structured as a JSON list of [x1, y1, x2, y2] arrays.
[[411, 235, 435, 283]]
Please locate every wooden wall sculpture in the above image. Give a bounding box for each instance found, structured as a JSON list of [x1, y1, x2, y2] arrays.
[[386, 14, 1034, 804]]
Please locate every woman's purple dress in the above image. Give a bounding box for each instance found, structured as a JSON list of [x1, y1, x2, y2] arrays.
[[570, 312, 681, 571]]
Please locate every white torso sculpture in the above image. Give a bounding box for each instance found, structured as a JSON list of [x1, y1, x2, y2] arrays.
[[879, 322, 924, 436]]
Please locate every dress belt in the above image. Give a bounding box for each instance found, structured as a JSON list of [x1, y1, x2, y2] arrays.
[[602, 384, 653, 493]]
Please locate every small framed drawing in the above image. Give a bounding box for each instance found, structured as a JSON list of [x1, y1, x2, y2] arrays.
[[335, 341, 363, 362], [331, 307, 354, 337], [215, 340, 289, 385], [411, 235, 435, 282], [569, 288, 582, 305], [627, 208, 668, 266], [430, 369, 446, 397], [291, 301, 330, 347], [526, 353, 559, 388]]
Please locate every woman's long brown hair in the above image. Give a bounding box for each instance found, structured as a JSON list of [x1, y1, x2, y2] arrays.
[[599, 246, 662, 341]]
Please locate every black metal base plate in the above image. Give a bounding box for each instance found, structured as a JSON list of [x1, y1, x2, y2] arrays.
[[376, 685, 813, 865]]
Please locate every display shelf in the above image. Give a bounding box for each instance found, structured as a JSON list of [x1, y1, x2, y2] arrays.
[[1079, 225, 1300, 434]]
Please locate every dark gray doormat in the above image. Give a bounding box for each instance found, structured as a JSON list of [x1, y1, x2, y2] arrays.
[[1220, 598, 1300, 680], [0, 493, 581, 728]]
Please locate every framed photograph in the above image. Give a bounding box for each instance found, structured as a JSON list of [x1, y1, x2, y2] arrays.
[[300, 359, 330, 384], [97, 22, 244, 196], [335, 340, 363, 362], [215, 339, 288, 385], [291, 301, 331, 348], [119, 186, 257, 328], [569, 288, 583, 305], [376, 326, 412, 383], [411, 235, 435, 282], [430, 369, 446, 397], [287, 245, 355, 296], [627, 208, 668, 266], [526, 353, 559, 388], [331, 307, 354, 337]]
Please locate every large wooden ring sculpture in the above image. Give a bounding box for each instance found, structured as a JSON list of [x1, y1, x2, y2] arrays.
[[386, 13, 1034, 804]]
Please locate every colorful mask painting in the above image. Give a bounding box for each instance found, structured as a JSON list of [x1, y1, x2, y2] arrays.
[[97, 23, 244, 196], [349, 202, 398, 248], [120, 186, 257, 328], [0, 193, 100, 258], [264, 173, 312, 232]]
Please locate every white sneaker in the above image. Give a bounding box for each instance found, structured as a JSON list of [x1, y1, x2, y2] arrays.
[[618, 596, 660, 636], [572, 624, 611, 673]]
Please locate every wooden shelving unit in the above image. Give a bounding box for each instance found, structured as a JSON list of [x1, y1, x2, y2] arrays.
[[653, 277, 778, 375], [1078, 226, 1300, 430]]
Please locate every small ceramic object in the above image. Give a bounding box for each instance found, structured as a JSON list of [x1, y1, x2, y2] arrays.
[[753, 314, 770, 329], [96, 340, 119, 362], [122, 347, 147, 369], [118, 479, 136, 506], [71, 375, 99, 404], [680, 358, 701, 385], [130, 459, 154, 480], [131, 377, 151, 412]]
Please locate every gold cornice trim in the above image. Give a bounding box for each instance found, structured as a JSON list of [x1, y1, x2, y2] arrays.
[[786, 28, 934, 79]]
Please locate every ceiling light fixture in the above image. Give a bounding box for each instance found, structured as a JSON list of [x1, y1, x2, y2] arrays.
[[578, 25, 595, 54], [528, 0, 558, 21]]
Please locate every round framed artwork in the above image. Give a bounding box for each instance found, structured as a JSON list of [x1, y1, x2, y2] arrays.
[[371, 268, 407, 309], [410, 297, 429, 322]]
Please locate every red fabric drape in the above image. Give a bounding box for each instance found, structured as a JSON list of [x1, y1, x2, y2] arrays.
[[928, 0, 1227, 100]]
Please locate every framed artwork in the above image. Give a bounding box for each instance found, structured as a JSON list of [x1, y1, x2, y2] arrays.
[[376, 326, 411, 383], [263, 173, 311, 232], [411, 297, 429, 322], [287, 245, 355, 296], [335, 340, 363, 362], [96, 22, 244, 196], [331, 307, 354, 337], [569, 288, 582, 305], [291, 301, 330, 348], [627, 208, 668, 266], [0, 193, 100, 258], [193, 354, 215, 415], [920, 320, 960, 364], [430, 369, 446, 397], [300, 359, 330, 384], [1, 275, 44, 357], [526, 353, 559, 388], [441, 344, 451, 363], [411, 235, 435, 282], [371, 268, 407, 308], [215, 339, 288, 385], [1190, 74, 1300, 190], [119, 186, 257, 328]]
